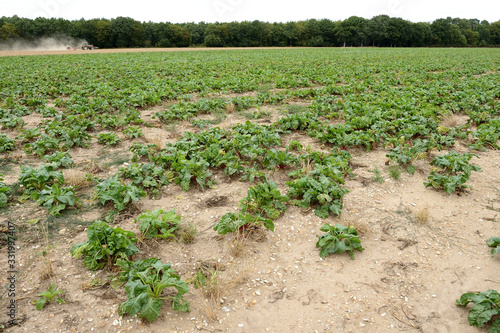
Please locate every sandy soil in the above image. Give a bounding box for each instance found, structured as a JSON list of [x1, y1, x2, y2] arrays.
[[0, 47, 307, 58], [0, 86, 499, 333]]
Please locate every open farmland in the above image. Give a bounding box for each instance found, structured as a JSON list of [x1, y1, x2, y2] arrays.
[[0, 48, 499, 332]]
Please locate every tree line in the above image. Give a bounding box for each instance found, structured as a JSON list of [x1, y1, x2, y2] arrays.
[[1, 15, 499, 48]]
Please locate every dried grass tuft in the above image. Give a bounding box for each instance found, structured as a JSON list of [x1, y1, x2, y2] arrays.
[[225, 103, 236, 114], [64, 169, 93, 188], [440, 114, 463, 128], [414, 206, 430, 224], [81, 159, 104, 174]]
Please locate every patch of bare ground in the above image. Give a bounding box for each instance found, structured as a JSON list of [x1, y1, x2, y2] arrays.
[[1, 102, 500, 332], [440, 114, 469, 128], [1, 142, 498, 332], [281, 131, 329, 154], [21, 113, 44, 129], [138, 100, 177, 126], [472, 70, 499, 78]]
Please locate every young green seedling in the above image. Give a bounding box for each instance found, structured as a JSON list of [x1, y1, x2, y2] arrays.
[[35, 284, 65, 310]]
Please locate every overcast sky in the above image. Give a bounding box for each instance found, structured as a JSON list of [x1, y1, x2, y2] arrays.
[[2, 0, 499, 23]]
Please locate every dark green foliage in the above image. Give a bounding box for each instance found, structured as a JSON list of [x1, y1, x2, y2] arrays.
[[288, 140, 303, 152], [190, 119, 213, 129], [43, 151, 75, 169], [287, 170, 349, 219], [35, 284, 65, 311], [456, 290, 500, 332], [122, 126, 144, 139], [213, 212, 274, 235], [316, 124, 376, 152], [431, 151, 481, 174], [0, 134, 15, 153], [70, 221, 139, 270], [487, 237, 500, 257], [239, 166, 266, 183], [97, 132, 121, 146], [136, 209, 181, 240], [37, 183, 79, 216], [0, 15, 498, 49], [18, 164, 64, 199], [59, 126, 92, 149], [261, 149, 300, 170], [0, 175, 12, 208], [0, 115, 25, 129], [316, 223, 364, 259], [154, 99, 228, 121], [424, 151, 481, 194], [290, 151, 353, 179], [16, 128, 41, 143], [116, 258, 190, 322], [385, 138, 431, 174], [95, 176, 146, 221], [276, 112, 321, 131], [471, 119, 500, 150], [239, 181, 288, 219], [213, 181, 287, 235], [24, 134, 60, 156], [130, 142, 161, 162], [118, 163, 171, 196], [171, 158, 214, 191]]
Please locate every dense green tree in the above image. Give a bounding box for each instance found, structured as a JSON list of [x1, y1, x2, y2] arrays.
[[305, 19, 322, 46], [463, 29, 480, 46], [449, 24, 467, 46], [110, 17, 136, 48], [490, 21, 500, 45], [169, 25, 190, 47], [410, 22, 432, 47], [284, 22, 300, 46], [131, 21, 146, 47], [142, 21, 156, 46], [225, 22, 240, 47], [387, 17, 412, 47], [318, 19, 336, 46], [204, 23, 228, 47], [295, 21, 309, 46], [80, 19, 99, 44], [0, 23, 19, 41], [366, 15, 390, 46], [476, 23, 491, 45], [181, 22, 206, 46], [271, 22, 287, 46], [95, 20, 112, 48], [431, 18, 452, 45], [335, 16, 367, 46], [1, 15, 498, 49]]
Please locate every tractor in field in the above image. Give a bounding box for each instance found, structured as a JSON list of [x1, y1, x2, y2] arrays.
[[80, 42, 95, 50], [66, 42, 98, 50]]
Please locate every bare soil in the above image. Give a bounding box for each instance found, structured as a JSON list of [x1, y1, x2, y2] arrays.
[[1, 129, 499, 333], [0, 55, 498, 332]]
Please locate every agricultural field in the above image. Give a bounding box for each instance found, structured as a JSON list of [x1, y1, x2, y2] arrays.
[[0, 48, 499, 332]]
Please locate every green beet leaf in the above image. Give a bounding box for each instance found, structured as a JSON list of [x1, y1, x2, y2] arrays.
[[487, 237, 500, 257], [70, 221, 138, 270], [118, 258, 190, 323], [457, 290, 500, 331], [316, 223, 364, 259]]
